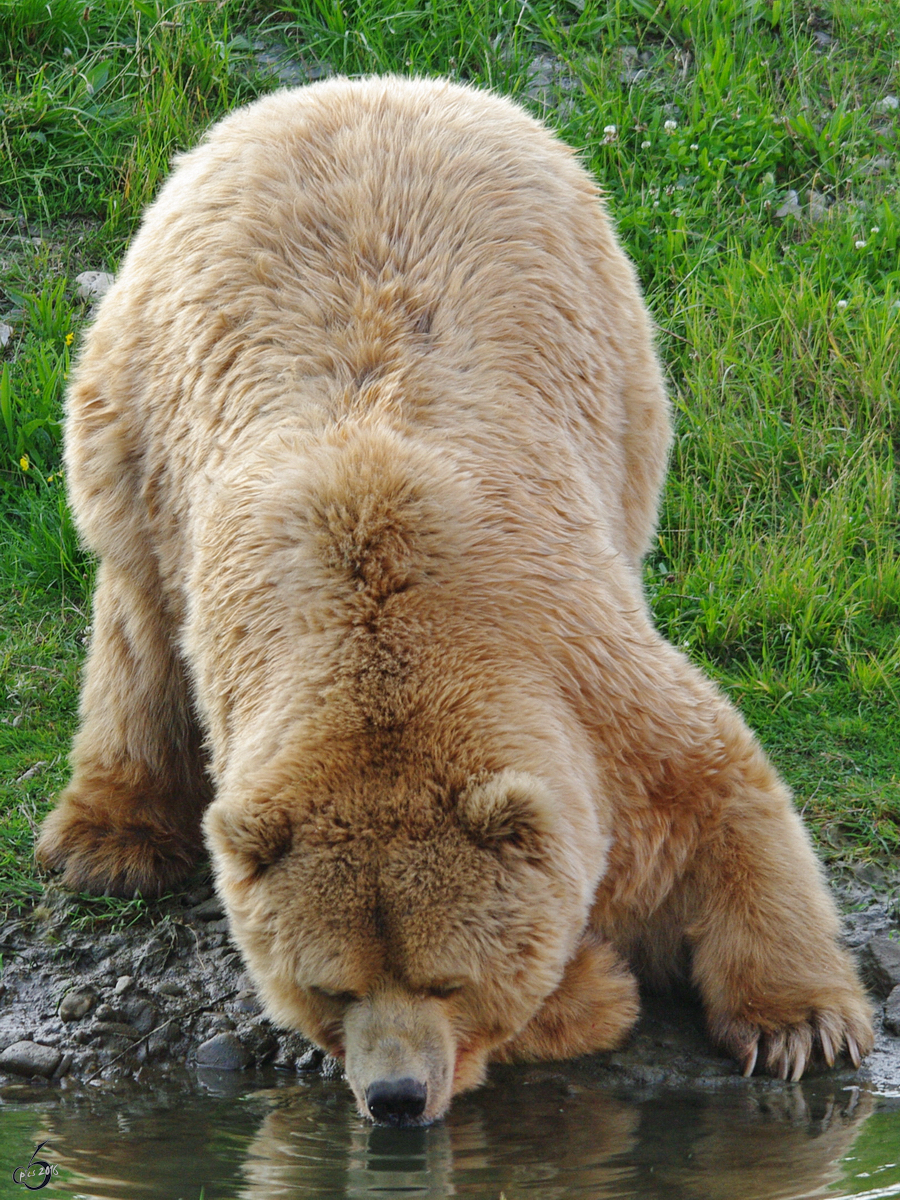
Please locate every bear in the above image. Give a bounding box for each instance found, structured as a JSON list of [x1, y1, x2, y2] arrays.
[[37, 76, 873, 1125]]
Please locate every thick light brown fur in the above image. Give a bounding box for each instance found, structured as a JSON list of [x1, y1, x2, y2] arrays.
[[37, 76, 872, 1123]]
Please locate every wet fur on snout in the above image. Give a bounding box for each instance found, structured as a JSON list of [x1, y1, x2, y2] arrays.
[[343, 988, 456, 1125]]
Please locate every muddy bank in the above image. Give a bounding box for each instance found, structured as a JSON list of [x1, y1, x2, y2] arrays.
[[1, 873, 898, 1099]]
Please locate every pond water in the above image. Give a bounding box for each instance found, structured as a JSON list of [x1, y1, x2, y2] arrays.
[[2, 1067, 899, 1200]]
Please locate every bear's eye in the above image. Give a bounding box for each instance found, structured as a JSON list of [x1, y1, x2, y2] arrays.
[[310, 985, 360, 1005], [424, 981, 465, 999]]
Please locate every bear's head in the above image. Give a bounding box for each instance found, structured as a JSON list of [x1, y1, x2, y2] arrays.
[[204, 753, 600, 1125]]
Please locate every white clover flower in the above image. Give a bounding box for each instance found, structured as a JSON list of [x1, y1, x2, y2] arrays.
[[855, 240, 867, 249], [641, 140, 652, 149], [690, 143, 699, 151], [604, 124, 617, 136], [871, 226, 880, 233], [664, 120, 678, 133], [837, 300, 848, 309]]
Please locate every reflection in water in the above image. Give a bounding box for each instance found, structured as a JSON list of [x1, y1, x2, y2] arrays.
[[238, 1075, 873, 1200], [1, 1069, 889, 1200]]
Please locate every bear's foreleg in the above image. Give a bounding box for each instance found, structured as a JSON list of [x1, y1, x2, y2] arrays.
[[37, 560, 210, 897], [490, 932, 639, 1064], [684, 753, 874, 1080]]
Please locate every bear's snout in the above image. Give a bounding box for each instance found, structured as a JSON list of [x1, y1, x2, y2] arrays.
[[365, 1077, 428, 1126]]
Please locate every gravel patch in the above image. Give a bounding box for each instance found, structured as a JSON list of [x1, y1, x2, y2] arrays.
[[1, 872, 897, 1094]]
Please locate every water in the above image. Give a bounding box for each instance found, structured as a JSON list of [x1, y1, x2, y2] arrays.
[[2, 1068, 899, 1200]]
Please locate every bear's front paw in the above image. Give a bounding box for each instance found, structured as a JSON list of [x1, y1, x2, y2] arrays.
[[712, 999, 874, 1081], [36, 777, 202, 898], [493, 932, 639, 1063]]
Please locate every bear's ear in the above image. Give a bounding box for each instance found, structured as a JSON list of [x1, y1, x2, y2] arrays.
[[204, 799, 293, 880], [457, 770, 556, 852]]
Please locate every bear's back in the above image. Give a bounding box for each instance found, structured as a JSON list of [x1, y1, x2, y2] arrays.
[[68, 77, 669, 576]]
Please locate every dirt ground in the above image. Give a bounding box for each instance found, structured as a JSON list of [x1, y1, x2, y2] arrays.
[[1, 868, 898, 1100]]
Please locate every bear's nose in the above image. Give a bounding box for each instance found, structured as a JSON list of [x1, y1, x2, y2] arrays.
[[365, 1077, 428, 1125]]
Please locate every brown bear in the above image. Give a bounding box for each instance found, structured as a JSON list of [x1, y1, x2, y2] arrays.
[[37, 76, 873, 1125]]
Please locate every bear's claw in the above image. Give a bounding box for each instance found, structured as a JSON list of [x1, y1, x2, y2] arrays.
[[741, 1043, 758, 1078], [847, 1033, 861, 1069], [820, 1027, 835, 1068], [719, 1006, 873, 1082]]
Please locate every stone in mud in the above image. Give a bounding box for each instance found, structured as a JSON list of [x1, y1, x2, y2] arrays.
[[195, 1032, 252, 1070], [147, 1021, 181, 1058], [272, 1031, 315, 1069], [884, 986, 900, 1037], [238, 1020, 278, 1064], [132, 935, 175, 976], [294, 1046, 325, 1072], [233, 989, 262, 1015], [92, 1021, 139, 1052], [188, 896, 225, 921], [860, 934, 900, 997], [59, 986, 96, 1022], [123, 998, 158, 1035], [0, 1040, 62, 1078], [157, 980, 186, 997]]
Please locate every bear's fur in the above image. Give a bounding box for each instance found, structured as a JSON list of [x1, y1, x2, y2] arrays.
[[37, 76, 873, 1124]]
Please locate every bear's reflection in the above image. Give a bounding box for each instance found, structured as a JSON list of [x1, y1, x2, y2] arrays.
[[15, 1069, 875, 1200], [236, 1074, 873, 1200]]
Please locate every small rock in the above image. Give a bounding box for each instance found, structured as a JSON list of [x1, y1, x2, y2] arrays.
[[775, 190, 802, 220], [115, 975, 133, 995], [233, 989, 261, 1016], [53, 1052, 74, 1079], [254, 45, 312, 88], [187, 896, 224, 921], [157, 981, 186, 997], [123, 999, 158, 1035], [858, 156, 894, 177], [202, 1012, 236, 1034], [274, 1032, 316, 1069], [852, 861, 888, 888], [59, 987, 96, 1023], [319, 1054, 345, 1079], [885, 986, 900, 1036], [133, 936, 173, 975], [807, 190, 829, 222], [147, 1021, 180, 1057], [239, 1020, 278, 1063], [92, 1021, 139, 1039], [195, 1032, 251, 1070], [294, 1046, 323, 1073], [860, 933, 900, 997], [0, 1041, 62, 1079], [75, 271, 114, 301], [877, 95, 899, 112], [201, 920, 230, 939], [0, 323, 11, 347]]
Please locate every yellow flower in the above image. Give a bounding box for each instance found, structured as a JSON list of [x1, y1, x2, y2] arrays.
[[19, 455, 29, 471], [65, 332, 74, 345]]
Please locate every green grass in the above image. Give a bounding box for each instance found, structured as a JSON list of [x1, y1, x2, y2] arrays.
[[1, 0, 898, 914]]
